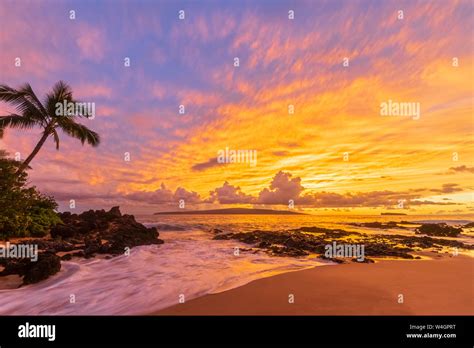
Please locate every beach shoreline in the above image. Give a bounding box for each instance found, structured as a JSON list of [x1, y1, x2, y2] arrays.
[[155, 255, 474, 316], [1, 214, 472, 315]]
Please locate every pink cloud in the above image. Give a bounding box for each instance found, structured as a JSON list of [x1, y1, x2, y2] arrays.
[[177, 89, 221, 107], [75, 25, 107, 62], [152, 83, 166, 99], [95, 105, 117, 117], [258, 171, 304, 204], [171, 11, 236, 44], [126, 183, 201, 204], [208, 181, 254, 204], [74, 83, 113, 99]]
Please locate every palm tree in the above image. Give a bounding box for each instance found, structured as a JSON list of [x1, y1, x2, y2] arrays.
[[0, 81, 100, 174]]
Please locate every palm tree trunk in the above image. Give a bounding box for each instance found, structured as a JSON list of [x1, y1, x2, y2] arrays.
[[16, 127, 52, 174]]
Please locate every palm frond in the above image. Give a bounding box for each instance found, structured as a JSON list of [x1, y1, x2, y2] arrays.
[[0, 114, 38, 130], [44, 80, 76, 117], [0, 85, 27, 104], [57, 117, 101, 146], [0, 85, 47, 125], [18, 83, 49, 117]]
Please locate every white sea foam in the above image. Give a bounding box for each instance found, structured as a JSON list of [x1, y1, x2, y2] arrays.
[[0, 229, 327, 315], [2, 214, 471, 315]]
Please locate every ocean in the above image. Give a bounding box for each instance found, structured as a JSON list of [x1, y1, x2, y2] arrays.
[[0, 214, 472, 315]]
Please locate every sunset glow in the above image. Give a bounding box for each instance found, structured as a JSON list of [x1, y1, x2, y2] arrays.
[[0, 0, 472, 214]]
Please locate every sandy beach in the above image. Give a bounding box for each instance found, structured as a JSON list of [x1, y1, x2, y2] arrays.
[[156, 255, 474, 315]]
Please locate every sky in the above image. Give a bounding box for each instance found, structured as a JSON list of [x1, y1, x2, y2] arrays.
[[0, 0, 473, 214]]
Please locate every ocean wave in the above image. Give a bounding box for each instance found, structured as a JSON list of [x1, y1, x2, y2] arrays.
[[0, 229, 324, 315]]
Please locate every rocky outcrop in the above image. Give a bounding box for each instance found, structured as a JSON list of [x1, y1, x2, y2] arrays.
[[0, 252, 61, 285], [415, 223, 462, 237], [49, 206, 164, 257], [213, 225, 472, 261], [0, 207, 163, 286], [348, 221, 411, 229]]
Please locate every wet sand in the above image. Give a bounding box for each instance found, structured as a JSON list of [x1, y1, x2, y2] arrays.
[[155, 255, 473, 315]]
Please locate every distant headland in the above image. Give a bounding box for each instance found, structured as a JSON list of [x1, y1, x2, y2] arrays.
[[154, 208, 306, 215]]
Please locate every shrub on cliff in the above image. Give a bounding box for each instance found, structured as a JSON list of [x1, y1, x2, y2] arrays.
[[0, 152, 61, 238]]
